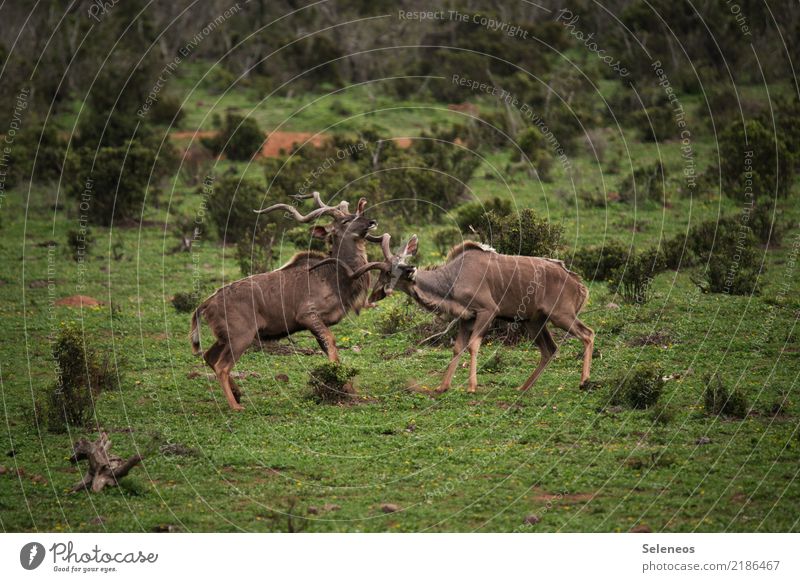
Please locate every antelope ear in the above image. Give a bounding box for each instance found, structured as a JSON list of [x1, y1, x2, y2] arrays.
[[403, 235, 419, 257], [311, 224, 332, 240], [356, 198, 367, 215]]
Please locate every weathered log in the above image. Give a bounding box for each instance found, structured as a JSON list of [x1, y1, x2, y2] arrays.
[[70, 432, 143, 493]]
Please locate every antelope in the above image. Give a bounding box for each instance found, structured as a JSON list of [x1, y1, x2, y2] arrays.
[[316, 236, 594, 393], [190, 192, 387, 410]]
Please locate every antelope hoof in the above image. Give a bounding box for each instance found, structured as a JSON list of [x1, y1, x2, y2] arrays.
[[467, 386, 477, 394], [517, 384, 531, 392], [434, 384, 450, 394], [229, 403, 245, 412]]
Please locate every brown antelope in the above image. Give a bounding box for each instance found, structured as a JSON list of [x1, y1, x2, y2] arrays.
[[190, 192, 388, 410], [316, 236, 594, 393]]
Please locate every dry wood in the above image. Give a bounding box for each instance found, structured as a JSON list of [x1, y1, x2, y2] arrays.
[[70, 432, 143, 493]]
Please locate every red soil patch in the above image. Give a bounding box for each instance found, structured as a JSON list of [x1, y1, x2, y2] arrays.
[[171, 130, 412, 158], [55, 295, 103, 308]]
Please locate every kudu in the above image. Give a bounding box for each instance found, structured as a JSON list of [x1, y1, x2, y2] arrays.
[[316, 236, 594, 393], [190, 192, 387, 410]]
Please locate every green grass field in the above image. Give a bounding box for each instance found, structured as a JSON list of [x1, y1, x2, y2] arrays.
[[1, 79, 799, 533]]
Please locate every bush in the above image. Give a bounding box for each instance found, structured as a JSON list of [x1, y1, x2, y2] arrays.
[[618, 161, 668, 204], [201, 113, 264, 161], [696, 224, 762, 295], [609, 248, 666, 304], [172, 292, 197, 313], [571, 240, 630, 281], [308, 362, 358, 404], [66, 228, 94, 262], [649, 402, 675, 425], [284, 225, 326, 252], [5, 121, 66, 188], [454, 197, 512, 234], [149, 93, 185, 127], [377, 299, 419, 336], [660, 233, 697, 270], [432, 226, 462, 256], [236, 229, 276, 276], [39, 324, 117, 433], [704, 373, 749, 419], [719, 119, 793, 199], [206, 175, 290, 244], [477, 208, 563, 257], [632, 102, 675, 143], [749, 201, 785, 246], [609, 363, 664, 409], [65, 138, 169, 226]]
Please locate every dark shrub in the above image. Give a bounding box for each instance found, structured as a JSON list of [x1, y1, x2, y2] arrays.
[[633, 102, 674, 143], [618, 161, 668, 204], [609, 363, 664, 409], [172, 292, 197, 313], [284, 225, 326, 252], [66, 228, 94, 262], [660, 233, 697, 270], [697, 224, 762, 295], [202, 113, 264, 161], [236, 229, 276, 276], [39, 324, 118, 432], [432, 226, 462, 256], [704, 373, 749, 418], [206, 175, 291, 244], [308, 362, 358, 404], [609, 248, 666, 304], [454, 197, 512, 234], [377, 299, 419, 336], [749, 201, 785, 246], [649, 402, 675, 425], [149, 93, 185, 127], [477, 208, 563, 257], [5, 121, 66, 187], [719, 119, 793, 200], [571, 240, 630, 281], [65, 137, 172, 226]]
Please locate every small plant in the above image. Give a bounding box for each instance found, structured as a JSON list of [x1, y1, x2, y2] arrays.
[[66, 228, 94, 262], [609, 363, 664, 410], [704, 373, 749, 419], [609, 248, 665, 304], [377, 299, 418, 336], [479, 351, 503, 373], [648, 402, 675, 425], [618, 161, 668, 204], [39, 324, 117, 433], [308, 362, 358, 404], [172, 292, 197, 314]]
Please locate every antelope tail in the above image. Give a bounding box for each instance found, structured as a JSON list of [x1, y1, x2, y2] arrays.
[[190, 307, 203, 355]]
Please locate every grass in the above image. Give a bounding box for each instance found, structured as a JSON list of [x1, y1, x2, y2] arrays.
[[1, 81, 799, 533]]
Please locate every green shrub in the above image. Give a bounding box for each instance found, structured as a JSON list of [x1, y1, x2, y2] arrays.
[[609, 363, 664, 409], [719, 119, 793, 199], [284, 225, 326, 252], [618, 161, 668, 204], [149, 93, 185, 127], [308, 362, 358, 404], [477, 208, 563, 257], [649, 402, 675, 425], [377, 299, 418, 336], [66, 228, 94, 262], [571, 240, 630, 281], [609, 248, 666, 304], [206, 175, 291, 244], [432, 226, 462, 256], [704, 373, 749, 419], [696, 224, 762, 295], [749, 201, 785, 246], [632, 102, 675, 143], [38, 324, 118, 433], [65, 137, 170, 226], [660, 233, 697, 270], [171, 292, 197, 314], [202, 113, 264, 161], [203, 65, 236, 95], [454, 197, 512, 234], [236, 229, 276, 276]]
